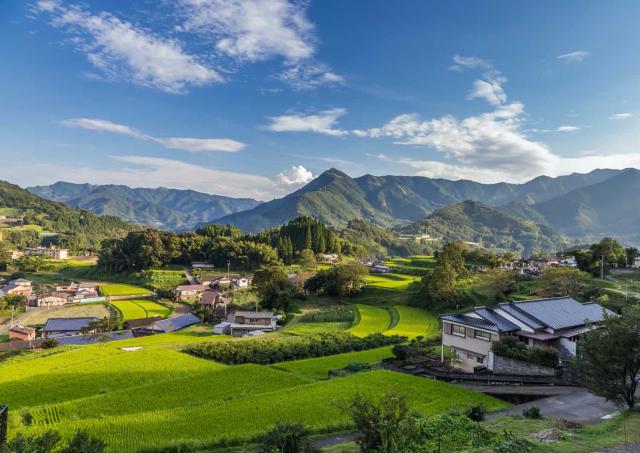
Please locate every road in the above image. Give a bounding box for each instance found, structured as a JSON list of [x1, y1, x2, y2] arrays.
[[184, 267, 198, 285]]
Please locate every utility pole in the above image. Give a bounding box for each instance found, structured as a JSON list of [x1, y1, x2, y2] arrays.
[[601, 255, 605, 280]]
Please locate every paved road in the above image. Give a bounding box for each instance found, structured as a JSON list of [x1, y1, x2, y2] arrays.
[[487, 388, 619, 424], [184, 267, 198, 285]]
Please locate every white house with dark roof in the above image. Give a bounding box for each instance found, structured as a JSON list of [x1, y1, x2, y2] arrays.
[[439, 297, 612, 373]]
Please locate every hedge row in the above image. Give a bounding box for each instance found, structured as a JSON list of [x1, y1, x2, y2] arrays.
[[184, 332, 406, 365], [298, 305, 355, 323], [491, 336, 559, 368]]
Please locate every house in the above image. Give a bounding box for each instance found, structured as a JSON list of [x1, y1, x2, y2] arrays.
[[25, 246, 68, 260], [41, 317, 98, 338], [34, 290, 69, 308], [632, 256, 640, 269], [318, 253, 339, 263], [123, 316, 161, 331], [232, 277, 250, 289], [371, 264, 391, 273], [229, 310, 278, 336], [439, 297, 612, 373], [191, 262, 215, 270], [0, 278, 32, 297], [174, 284, 208, 301], [8, 325, 36, 341], [199, 274, 239, 288], [138, 313, 200, 334], [197, 290, 229, 318], [213, 321, 232, 335]]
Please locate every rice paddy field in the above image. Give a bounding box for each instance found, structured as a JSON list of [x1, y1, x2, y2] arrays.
[[348, 304, 391, 337], [99, 284, 153, 297], [110, 299, 171, 321], [384, 306, 440, 339]]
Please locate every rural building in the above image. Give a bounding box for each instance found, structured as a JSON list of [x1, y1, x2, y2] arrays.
[[232, 277, 250, 289], [191, 262, 215, 270], [25, 246, 68, 260], [8, 325, 36, 341], [632, 256, 640, 268], [123, 316, 161, 331], [439, 297, 612, 373], [41, 317, 98, 338], [371, 264, 391, 273], [138, 313, 200, 334], [0, 278, 32, 297], [174, 284, 208, 301], [213, 321, 232, 335], [229, 310, 278, 336], [7, 249, 23, 260], [34, 290, 69, 308], [318, 253, 339, 263]]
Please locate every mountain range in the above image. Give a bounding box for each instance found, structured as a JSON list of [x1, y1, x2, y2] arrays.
[[27, 167, 640, 250], [28, 182, 260, 231]]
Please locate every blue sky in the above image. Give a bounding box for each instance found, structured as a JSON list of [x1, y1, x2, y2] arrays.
[[0, 0, 638, 199]]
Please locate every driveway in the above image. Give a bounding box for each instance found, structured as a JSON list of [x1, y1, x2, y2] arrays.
[[486, 388, 619, 424]]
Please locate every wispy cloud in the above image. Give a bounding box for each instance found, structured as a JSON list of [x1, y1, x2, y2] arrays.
[[467, 77, 507, 106], [264, 108, 348, 136], [556, 51, 590, 63], [62, 118, 245, 152], [34, 1, 221, 93], [609, 112, 633, 120], [449, 55, 491, 72], [556, 125, 580, 132]]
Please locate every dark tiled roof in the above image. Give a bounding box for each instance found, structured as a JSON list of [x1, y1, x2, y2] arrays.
[[9, 326, 36, 335], [149, 313, 199, 333], [440, 313, 500, 332], [124, 316, 161, 329], [235, 311, 274, 319], [42, 317, 98, 332], [56, 330, 134, 345], [176, 285, 208, 292], [498, 303, 545, 329], [508, 297, 612, 331], [200, 290, 226, 305], [473, 307, 520, 332]]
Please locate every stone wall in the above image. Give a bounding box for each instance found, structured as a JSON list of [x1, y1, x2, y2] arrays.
[[492, 353, 557, 376]]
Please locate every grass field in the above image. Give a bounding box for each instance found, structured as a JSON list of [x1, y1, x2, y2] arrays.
[[99, 284, 153, 297], [17, 303, 110, 327], [384, 306, 439, 339], [348, 304, 391, 337], [111, 299, 170, 321], [282, 321, 351, 336], [274, 346, 395, 379], [364, 272, 421, 291], [11, 369, 507, 452]]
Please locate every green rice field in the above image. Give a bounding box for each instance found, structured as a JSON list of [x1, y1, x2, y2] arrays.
[[110, 299, 170, 321], [384, 306, 440, 339], [99, 284, 153, 297], [348, 304, 392, 337]]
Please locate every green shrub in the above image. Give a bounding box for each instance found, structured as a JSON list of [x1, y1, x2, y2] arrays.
[[492, 430, 533, 453], [184, 332, 406, 365], [522, 405, 542, 419], [298, 305, 354, 323], [41, 338, 58, 349], [259, 422, 318, 453], [491, 336, 559, 368]]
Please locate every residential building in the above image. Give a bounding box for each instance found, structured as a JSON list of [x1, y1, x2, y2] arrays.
[[229, 310, 278, 336], [439, 297, 612, 373], [174, 284, 208, 301], [8, 325, 36, 341], [371, 264, 391, 273], [0, 278, 32, 298], [34, 290, 69, 308], [232, 277, 250, 289], [191, 262, 215, 270], [632, 256, 640, 269], [138, 313, 200, 334], [25, 246, 68, 260], [41, 317, 99, 338], [318, 253, 339, 263]]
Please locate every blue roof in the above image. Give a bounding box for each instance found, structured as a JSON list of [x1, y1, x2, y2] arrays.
[[440, 313, 501, 332], [42, 317, 98, 332], [150, 313, 199, 332], [473, 307, 520, 332], [506, 297, 613, 331]]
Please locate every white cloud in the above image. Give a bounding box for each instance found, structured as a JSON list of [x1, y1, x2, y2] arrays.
[[609, 113, 633, 120], [277, 63, 345, 90], [275, 165, 314, 187], [35, 1, 221, 93], [62, 118, 245, 152], [467, 77, 507, 106], [556, 125, 580, 132], [265, 108, 348, 136], [556, 51, 590, 63], [449, 55, 490, 71]]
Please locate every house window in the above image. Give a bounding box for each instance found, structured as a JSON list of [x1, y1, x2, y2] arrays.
[[476, 355, 484, 364], [451, 325, 466, 337], [474, 330, 491, 341], [452, 349, 464, 363]]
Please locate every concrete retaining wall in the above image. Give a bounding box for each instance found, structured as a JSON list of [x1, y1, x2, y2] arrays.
[[492, 354, 557, 376]]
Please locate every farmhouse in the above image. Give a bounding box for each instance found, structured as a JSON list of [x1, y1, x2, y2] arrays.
[[41, 317, 98, 338], [34, 290, 69, 308], [0, 278, 32, 297], [191, 262, 215, 270], [8, 325, 36, 341], [138, 313, 200, 334], [174, 284, 208, 301], [439, 297, 612, 373], [229, 310, 278, 336], [25, 246, 68, 260]]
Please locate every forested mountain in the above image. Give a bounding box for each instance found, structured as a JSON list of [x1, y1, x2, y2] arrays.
[[0, 180, 138, 251], [28, 182, 260, 231], [217, 168, 622, 233], [404, 200, 570, 256], [338, 219, 430, 259]]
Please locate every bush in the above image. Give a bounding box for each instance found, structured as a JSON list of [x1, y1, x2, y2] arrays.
[[184, 332, 406, 365], [491, 336, 559, 368], [465, 404, 486, 422], [492, 430, 533, 453], [298, 305, 354, 323], [41, 338, 58, 349], [260, 423, 318, 453], [60, 431, 106, 453], [522, 405, 542, 419]]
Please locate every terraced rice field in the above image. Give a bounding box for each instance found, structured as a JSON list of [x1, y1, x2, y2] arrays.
[[274, 346, 395, 379], [111, 299, 170, 321], [385, 306, 440, 339], [99, 284, 152, 297], [348, 304, 391, 337], [364, 273, 421, 291]]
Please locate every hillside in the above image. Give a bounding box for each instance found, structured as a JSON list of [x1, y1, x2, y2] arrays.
[[0, 180, 138, 251], [217, 168, 621, 233], [28, 182, 260, 231], [337, 219, 429, 259], [404, 200, 569, 256]]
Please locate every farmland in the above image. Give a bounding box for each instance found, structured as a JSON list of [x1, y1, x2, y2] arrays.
[[110, 299, 171, 321], [99, 284, 153, 297], [384, 306, 439, 339], [16, 303, 109, 327], [348, 304, 391, 337]]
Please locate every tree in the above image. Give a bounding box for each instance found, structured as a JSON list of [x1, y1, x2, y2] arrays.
[[4, 430, 61, 453], [260, 423, 318, 453], [297, 249, 316, 268], [577, 307, 640, 409], [536, 267, 592, 299], [1, 294, 27, 310], [253, 265, 292, 311], [591, 237, 626, 270], [60, 431, 105, 453], [479, 269, 518, 301], [304, 263, 368, 297]]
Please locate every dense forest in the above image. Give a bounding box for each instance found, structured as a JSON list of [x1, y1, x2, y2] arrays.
[[338, 219, 430, 259], [0, 180, 139, 252]]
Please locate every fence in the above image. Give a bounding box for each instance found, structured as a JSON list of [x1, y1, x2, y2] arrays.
[[0, 404, 7, 446]]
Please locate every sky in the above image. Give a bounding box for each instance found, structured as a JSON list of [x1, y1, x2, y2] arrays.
[[0, 0, 639, 200]]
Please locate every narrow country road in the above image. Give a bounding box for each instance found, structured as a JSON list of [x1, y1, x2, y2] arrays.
[[184, 267, 198, 285]]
